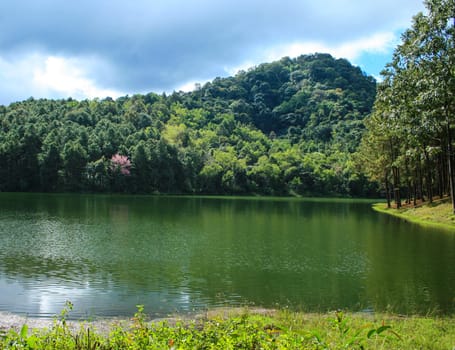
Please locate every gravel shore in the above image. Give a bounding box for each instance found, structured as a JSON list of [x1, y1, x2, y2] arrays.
[[0, 312, 132, 335], [0, 307, 276, 335]]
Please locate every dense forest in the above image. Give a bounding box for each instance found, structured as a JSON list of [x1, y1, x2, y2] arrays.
[[0, 53, 378, 196], [358, 0, 455, 210]]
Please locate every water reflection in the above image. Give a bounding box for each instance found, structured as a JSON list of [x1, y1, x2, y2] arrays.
[[0, 193, 454, 318]]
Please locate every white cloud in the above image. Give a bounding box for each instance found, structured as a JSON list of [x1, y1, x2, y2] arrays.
[[335, 32, 398, 60], [223, 31, 398, 78], [0, 30, 399, 105], [0, 53, 40, 104], [268, 31, 398, 63], [0, 1, 424, 105], [0, 53, 124, 104], [224, 60, 257, 76], [0, 0, 425, 105], [33, 56, 124, 100], [175, 80, 200, 93]]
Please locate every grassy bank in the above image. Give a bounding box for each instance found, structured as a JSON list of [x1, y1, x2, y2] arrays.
[[372, 200, 455, 231], [1, 307, 454, 349]]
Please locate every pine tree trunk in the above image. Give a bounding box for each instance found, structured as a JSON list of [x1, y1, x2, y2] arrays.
[[385, 172, 391, 209], [405, 160, 411, 204], [446, 119, 455, 213], [392, 166, 401, 209], [418, 160, 425, 202], [424, 149, 433, 203], [438, 153, 444, 199], [447, 16, 455, 213]]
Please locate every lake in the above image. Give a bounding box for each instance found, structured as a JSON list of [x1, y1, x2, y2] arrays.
[[0, 193, 454, 319]]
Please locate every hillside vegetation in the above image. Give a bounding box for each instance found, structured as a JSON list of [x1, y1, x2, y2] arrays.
[[0, 54, 377, 195]]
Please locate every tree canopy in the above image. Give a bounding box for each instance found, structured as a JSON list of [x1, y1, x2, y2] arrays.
[[358, 0, 455, 210], [0, 54, 377, 196]]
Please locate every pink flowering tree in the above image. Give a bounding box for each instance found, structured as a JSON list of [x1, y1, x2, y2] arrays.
[[110, 154, 131, 176]]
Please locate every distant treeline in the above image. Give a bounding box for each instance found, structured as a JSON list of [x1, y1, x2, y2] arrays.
[[0, 53, 378, 196]]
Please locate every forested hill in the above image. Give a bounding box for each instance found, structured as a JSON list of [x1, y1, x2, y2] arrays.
[[190, 54, 376, 149], [0, 53, 377, 196]]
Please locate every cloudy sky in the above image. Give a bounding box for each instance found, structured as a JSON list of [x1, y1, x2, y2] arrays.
[[0, 0, 425, 106]]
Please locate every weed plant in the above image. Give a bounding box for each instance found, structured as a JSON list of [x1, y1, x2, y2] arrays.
[[0, 304, 454, 349]]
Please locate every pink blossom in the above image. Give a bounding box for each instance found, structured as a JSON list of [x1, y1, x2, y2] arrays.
[[111, 154, 131, 175]]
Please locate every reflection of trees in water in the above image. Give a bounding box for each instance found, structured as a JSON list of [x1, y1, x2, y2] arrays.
[[0, 254, 108, 289], [0, 248, 193, 298], [0, 194, 453, 315], [363, 220, 455, 314], [109, 204, 129, 224]]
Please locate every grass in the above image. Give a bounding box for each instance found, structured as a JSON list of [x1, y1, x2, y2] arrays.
[[372, 198, 455, 231], [1, 305, 454, 349]]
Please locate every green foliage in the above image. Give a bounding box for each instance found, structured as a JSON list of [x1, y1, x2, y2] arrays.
[[1, 306, 454, 349], [0, 54, 377, 196], [358, 0, 455, 209]]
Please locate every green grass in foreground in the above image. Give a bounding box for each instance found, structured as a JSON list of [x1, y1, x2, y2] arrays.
[[1, 305, 454, 349], [372, 200, 455, 231]]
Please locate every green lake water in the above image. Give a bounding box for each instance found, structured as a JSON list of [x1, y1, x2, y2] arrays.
[[0, 193, 454, 318]]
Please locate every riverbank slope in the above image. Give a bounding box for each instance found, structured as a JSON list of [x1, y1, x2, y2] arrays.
[[372, 199, 455, 231]]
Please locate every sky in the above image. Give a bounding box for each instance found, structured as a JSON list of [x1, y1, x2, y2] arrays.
[[0, 0, 426, 106]]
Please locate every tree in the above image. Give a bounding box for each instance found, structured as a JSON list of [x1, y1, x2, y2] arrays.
[[360, 0, 455, 210], [131, 141, 152, 192], [62, 141, 88, 190], [0, 53, 378, 196], [111, 154, 131, 176], [39, 142, 62, 191]]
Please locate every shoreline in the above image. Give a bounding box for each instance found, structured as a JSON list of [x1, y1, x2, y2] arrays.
[[372, 201, 455, 231], [0, 307, 277, 334], [1, 308, 454, 349], [1, 307, 453, 331], [0, 311, 131, 335]]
